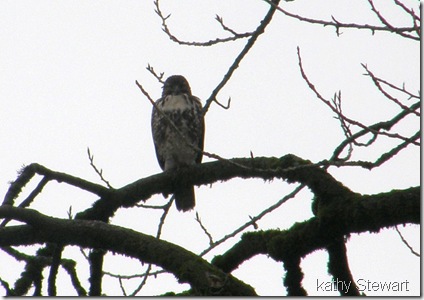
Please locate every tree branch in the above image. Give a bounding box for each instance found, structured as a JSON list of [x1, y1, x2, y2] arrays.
[[283, 256, 307, 296], [327, 238, 360, 295], [395, 225, 420, 257], [153, 0, 253, 46], [264, 0, 420, 40], [47, 244, 63, 296], [75, 154, 351, 222], [88, 249, 105, 296], [202, 0, 281, 115], [0, 206, 257, 296], [212, 186, 419, 273], [3, 163, 112, 207]]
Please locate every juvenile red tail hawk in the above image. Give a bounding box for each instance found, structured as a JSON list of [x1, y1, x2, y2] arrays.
[[151, 75, 205, 211]]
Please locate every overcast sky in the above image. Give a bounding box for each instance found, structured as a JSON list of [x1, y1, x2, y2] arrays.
[[0, 0, 420, 296]]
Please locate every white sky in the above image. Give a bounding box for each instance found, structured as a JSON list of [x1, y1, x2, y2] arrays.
[[0, 0, 420, 296]]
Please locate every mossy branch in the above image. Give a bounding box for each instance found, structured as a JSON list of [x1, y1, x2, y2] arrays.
[[212, 186, 419, 271], [0, 206, 256, 296]]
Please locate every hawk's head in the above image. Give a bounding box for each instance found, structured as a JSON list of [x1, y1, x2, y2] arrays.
[[162, 75, 191, 97]]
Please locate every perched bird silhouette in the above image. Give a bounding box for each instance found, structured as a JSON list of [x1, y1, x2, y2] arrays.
[[151, 75, 205, 211]]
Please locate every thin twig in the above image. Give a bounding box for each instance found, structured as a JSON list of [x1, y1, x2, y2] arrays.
[[320, 131, 420, 169], [129, 264, 152, 296], [330, 91, 356, 158], [199, 184, 304, 257], [367, 0, 417, 40], [156, 198, 173, 239], [213, 97, 231, 110], [362, 64, 420, 116], [146, 64, 165, 84], [215, 15, 243, 36], [79, 248, 89, 260], [395, 225, 420, 257], [118, 277, 127, 296], [202, 0, 281, 115], [103, 269, 166, 280], [330, 101, 420, 161], [195, 212, 214, 246], [87, 148, 114, 189], [128, 197, 172, 296], [263, 0, 419, 40], [154, 0, 252, 46], [394, 0, 420, 21], [297, 47, 419, 146]]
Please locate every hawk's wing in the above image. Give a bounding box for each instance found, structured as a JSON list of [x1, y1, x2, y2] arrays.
[[193, 96, 205, 164], [151, 98, 166, 170]]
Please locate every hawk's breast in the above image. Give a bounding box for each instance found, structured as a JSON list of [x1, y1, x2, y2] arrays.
[[152, 93, 203, 171], [160, 94, 193, 112]]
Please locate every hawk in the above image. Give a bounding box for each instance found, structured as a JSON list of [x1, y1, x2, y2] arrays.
[[151, 75, 205, 211]]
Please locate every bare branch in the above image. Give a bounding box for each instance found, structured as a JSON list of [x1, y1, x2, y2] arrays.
[[297, 47, 420, 147], [118, 277, 127, 296], [330, 100, 420, 162], [215, 15, 247, 37], [202, 0, 281, 115], [362, 64, 420, 116], [395, 225, 420, 257], [195, 212, 214, 246], [129, 264, 152, 296], [263, 0, 420, 40], [125, 198, 171, 295], [103, 269, 166, 280], [393, 0, 420, 37], [319, 130, 420, 170], [156, 198, 172, 239], [146, 64, 165, 84], [87, 148, 114, 189], [154, 0, 252, 46], [200, 184, 304, 257], [394, 0, 420, 21], [213, 97, 231, 110], [367, 0, 418, 40]]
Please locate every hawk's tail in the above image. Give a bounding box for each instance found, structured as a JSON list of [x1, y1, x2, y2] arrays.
[[174, 186, 195, 212]]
